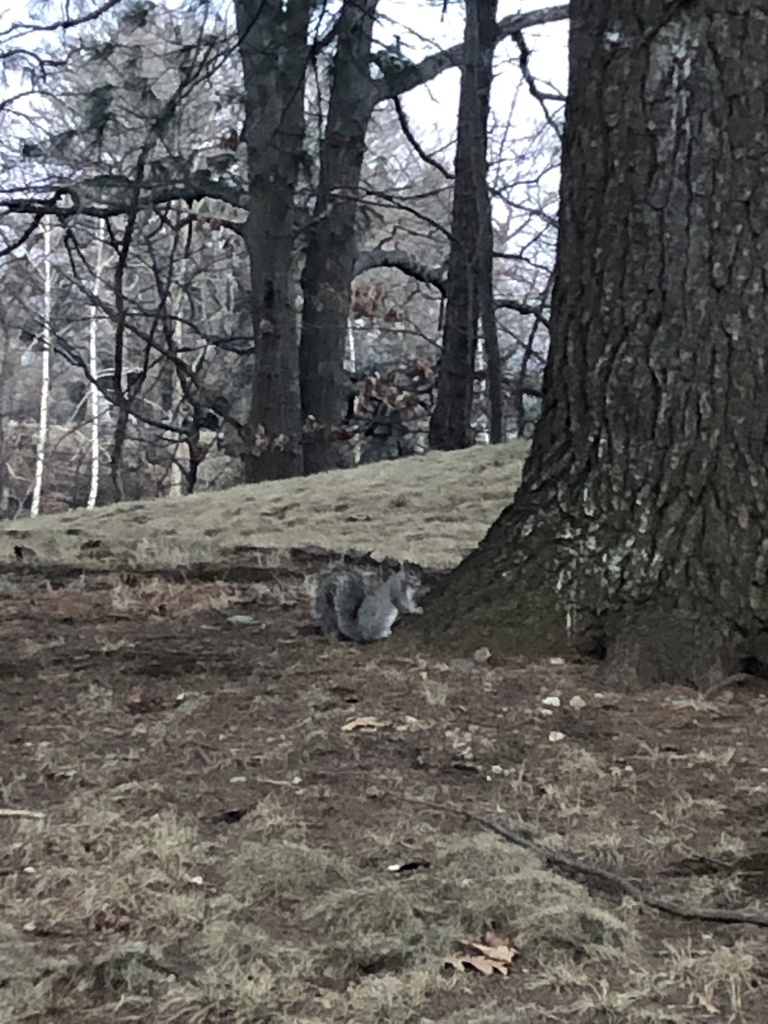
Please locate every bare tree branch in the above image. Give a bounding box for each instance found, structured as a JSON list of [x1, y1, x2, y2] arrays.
[[495, 296, 550, 319], [354, 247, 447, 291], [0, 0, 126, 39], [512, 29, 565, 138], [373, 5, 570, 102], [392, 95, 452, 179], [1, 177, 246, 232]]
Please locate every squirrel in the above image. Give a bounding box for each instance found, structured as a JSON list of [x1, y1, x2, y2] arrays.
[[313, 562, 424, 642]]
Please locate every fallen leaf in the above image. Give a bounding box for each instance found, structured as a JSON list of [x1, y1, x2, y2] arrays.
[[341, 716, 389, 732], [443, 930, 520, 976], [444, 953, 508, 976]]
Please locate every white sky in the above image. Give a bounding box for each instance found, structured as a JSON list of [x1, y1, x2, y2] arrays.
[[377, 0, 569, 141]]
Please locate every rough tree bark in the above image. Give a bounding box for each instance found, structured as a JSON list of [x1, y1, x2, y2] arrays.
[[300, 0, 379, 475], [428, 0, 497, 451], [236, 0, 310, 481], [407, 0, 768, 688]]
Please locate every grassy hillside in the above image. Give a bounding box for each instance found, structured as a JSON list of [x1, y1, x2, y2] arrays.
[[0, 441, 529, 569]]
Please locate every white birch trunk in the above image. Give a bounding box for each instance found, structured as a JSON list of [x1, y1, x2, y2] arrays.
[[30, 219, 52, 517], [345, 317, 360, 464], [344, 317, 357, 374], [167, 280, 185, 497], [87, 221, 108, 509]]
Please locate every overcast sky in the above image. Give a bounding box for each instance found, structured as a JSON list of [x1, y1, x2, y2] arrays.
[[379, 0, 569, 145]]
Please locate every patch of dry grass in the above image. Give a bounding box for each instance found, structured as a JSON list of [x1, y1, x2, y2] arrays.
[[0, 788, 641, 1024], [1, 740, 762, 1024], [0, 442, 529, 569]]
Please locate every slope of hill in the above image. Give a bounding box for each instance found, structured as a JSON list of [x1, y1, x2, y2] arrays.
[[0, 441, 529, 569]]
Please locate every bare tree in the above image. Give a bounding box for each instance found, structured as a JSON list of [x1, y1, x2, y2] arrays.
[[411, 0, 768, 689], [0, 1, 569, 489], [298, 3, 569, 471], [428, 0, 497, 451], [30, 218, 53, 516], [86, 220, 108, 508], [299, 0, 379, 475], [235, 0, 311, 480]]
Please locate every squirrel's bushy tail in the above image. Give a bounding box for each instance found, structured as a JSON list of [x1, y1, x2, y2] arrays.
[[313, 568, 369, 642]]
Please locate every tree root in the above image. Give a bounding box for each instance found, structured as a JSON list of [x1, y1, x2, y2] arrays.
[[408, 797, 768, 928]]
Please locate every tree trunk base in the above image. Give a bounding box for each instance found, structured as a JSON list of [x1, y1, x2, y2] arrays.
[[398, 524, 756, 692], [594, 606, 741, 692]]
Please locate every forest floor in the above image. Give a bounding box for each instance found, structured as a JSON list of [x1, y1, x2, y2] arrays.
[[1, 445, 768, 1023]]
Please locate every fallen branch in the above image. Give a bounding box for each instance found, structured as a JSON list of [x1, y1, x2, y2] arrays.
[[0, 808, 44, 819], [409, 798, 768, 928]]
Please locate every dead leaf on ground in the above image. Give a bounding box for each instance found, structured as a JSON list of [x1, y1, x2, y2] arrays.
[[341, 716, 389, 732], [443, 930, 520, 976]]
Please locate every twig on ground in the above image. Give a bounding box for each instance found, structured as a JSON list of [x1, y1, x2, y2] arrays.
[[702, 672, 761, 701], [0, 808, 44, 819], [408, 797, 768, 928]]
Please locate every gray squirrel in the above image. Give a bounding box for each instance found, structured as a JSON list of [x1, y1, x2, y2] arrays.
[[313, 562, 423, 642]]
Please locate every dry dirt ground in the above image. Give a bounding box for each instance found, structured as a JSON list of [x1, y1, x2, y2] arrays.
[[2, 449, 768, 1023]]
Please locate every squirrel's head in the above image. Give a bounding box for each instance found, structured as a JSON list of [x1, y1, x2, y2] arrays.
[[399, 560, 422, 584]]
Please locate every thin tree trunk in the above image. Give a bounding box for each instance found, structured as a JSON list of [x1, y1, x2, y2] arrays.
[[31, 218, 53, 517], [0, 341, 10, 516], [429, 0, 497, 451], [87, 220, 107, 509], [475, 138, 503, 443], [167, 281, 185, 497], [515, 274, 552, 437], [110, 406, 128, 500], [236, 0, 310, 481], [406, 0, 768, 689], [299, 0, 378, 475]]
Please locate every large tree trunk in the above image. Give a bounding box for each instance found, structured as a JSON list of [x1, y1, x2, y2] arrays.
[[429, 0, 496, 451], [408, 0, 768, 688], [299, 0, 378, 475], [236, 0, 309, 481]]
